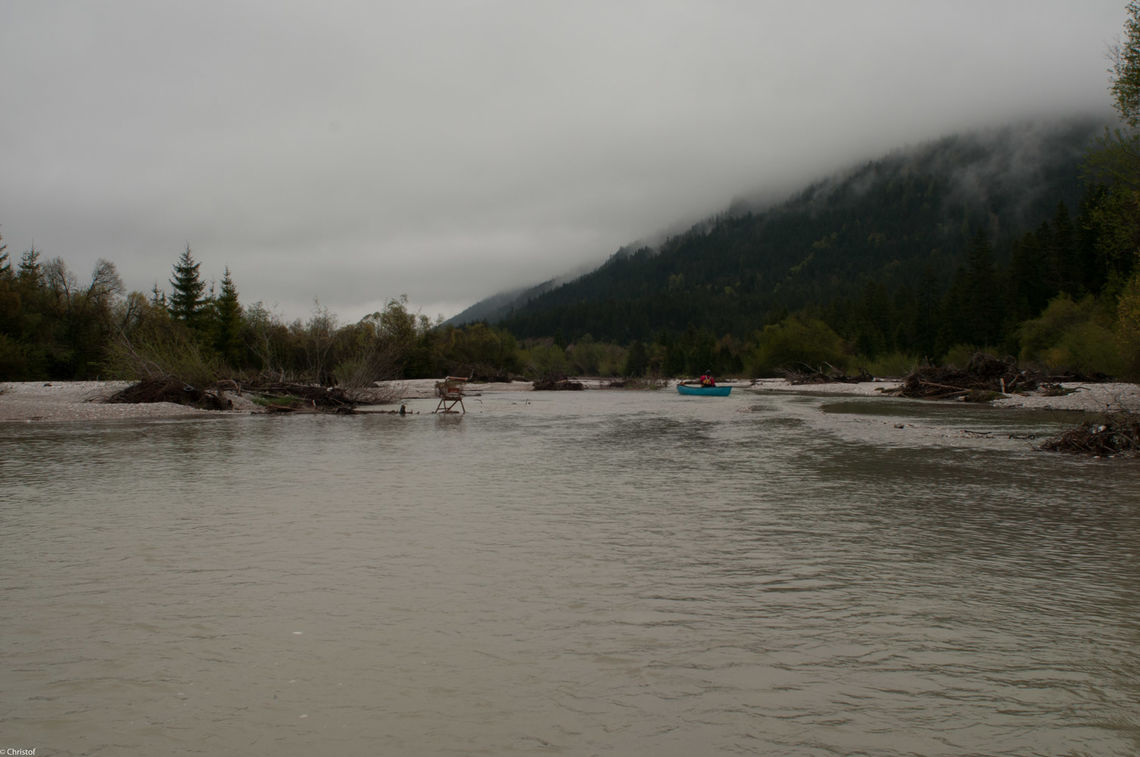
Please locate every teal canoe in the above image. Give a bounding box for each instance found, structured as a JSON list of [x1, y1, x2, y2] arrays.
[[677, 383, 732, 397]]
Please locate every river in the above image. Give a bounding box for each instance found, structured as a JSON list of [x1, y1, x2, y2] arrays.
[[1, 388, 1138, 756]]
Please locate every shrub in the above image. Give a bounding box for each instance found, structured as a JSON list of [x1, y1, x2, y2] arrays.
[[1019, 294, 1124, 376], [106, 321, 220, 388], [861, 351, 919, 379], [941, 343, 982, 370], [1018, 295, 1089, 364], [746, 316, 849, 377], [1118, 272, 1140, 380], [1043, 321, 1124, 377]]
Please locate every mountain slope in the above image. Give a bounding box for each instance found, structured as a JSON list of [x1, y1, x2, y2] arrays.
[[485, 116, 1104, 344]]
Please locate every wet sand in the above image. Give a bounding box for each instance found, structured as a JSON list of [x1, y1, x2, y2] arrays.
[[3, 377, 1138, 424]]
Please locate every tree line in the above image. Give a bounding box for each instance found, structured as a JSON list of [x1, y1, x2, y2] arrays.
[[1, 173, 1136, 387], [2, 180, 1135, 388], [0, 241, 528, 386]]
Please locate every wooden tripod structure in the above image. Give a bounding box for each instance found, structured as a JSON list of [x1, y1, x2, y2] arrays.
[[433, 376, 468, 414]]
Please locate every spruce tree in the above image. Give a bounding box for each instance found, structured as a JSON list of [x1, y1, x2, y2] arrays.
[[623, 340, 648, 376], [17, 248, 42, 286], [1108, 1, 1140, 377], [1112, 1, 1140, 129], [962, 234, 1003, 347], [0, 230, 16, 358], [168, 245, 207, 328], [213, 266, 244, 367], [1046, 203, 1078, 296], [150, 283, 166, 308]]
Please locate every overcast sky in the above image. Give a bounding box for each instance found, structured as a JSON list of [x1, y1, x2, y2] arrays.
[[0, 1, 1128, 323]]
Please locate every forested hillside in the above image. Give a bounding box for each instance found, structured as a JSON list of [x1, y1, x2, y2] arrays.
[[496, 118, 1103, 347]]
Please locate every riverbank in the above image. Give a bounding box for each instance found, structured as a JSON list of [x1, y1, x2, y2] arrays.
[[3, 377, 1138, 424], [0, 381, 256, 423]]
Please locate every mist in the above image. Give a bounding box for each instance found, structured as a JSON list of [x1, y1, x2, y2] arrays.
[[0, 1, 1126, 322]]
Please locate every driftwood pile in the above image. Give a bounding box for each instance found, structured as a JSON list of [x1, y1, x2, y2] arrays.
[[1040, 413, 1140, 456], [897, 353, 1038, 401], [108, 377, 377, 414], [533, 377, 584, 391], [785, 364, 872, 385], [244, 380, 363, 413], [107, 378, 232, 410]]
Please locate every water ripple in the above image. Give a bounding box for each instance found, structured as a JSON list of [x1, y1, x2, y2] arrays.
[[2, 392, 1139, 755]]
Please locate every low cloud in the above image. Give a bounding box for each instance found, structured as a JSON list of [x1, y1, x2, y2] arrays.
[[0, 1, 1125, 322]]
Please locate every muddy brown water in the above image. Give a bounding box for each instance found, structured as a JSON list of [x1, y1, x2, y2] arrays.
[[2, 389, 1138, 756]]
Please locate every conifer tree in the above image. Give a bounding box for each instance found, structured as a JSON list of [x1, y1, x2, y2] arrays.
[[168, 245, 207, 329], [623, 340, 648, 376], [1105, 1, 1140, 377], [17, 248, 42, 286], [1112, 1, 1140, 129], [0, 230, 16, 355], [963, 233, 1003, 347], [213, 266, 244, 367], [913, 265, 943, 359], [1092, 2, 1140, 248], [1046, 203, 1078, 295], [150, 283, 166, 308]]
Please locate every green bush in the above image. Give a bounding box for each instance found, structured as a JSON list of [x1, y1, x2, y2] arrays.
[[0, 333, 29, 380], [332, 358, 370, 388], [106, 316, 221, 388], [1043, 321, 1124, 376], [1118, 272, 1140, 380], [1018, 295, 1090, 364], [1019, 294, 1124, 376], [940, 343, 982, 369], [520, 339, 569, 379], [861, 351, 919, 378], [746, 316, 849, 377]]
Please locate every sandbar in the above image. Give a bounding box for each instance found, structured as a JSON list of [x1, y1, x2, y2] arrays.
[[2, 377, 1137, 424]]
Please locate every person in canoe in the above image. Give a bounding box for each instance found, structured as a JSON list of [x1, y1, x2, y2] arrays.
[[699, 370, 716, 387]]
